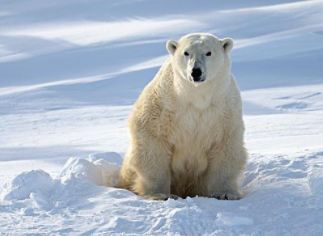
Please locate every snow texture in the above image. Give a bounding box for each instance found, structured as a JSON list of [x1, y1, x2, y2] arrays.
[[1, 0, 323, 235]]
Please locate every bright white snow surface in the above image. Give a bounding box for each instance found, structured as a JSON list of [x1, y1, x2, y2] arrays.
[[1, 0, 323, 235]]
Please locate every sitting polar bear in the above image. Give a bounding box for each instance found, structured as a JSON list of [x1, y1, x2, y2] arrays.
[[118, 33, 247, 200]]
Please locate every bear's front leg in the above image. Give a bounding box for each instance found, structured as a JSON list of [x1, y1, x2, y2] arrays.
[[205, 139, 247, 200], [130, 135, 175, 200], [134, 170, 173, 201]]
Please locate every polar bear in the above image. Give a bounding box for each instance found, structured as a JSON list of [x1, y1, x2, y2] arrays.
[[118, 33, 247, 200]]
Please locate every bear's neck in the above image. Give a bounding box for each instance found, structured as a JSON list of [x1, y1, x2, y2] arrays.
[[173, 68, 231, 110]]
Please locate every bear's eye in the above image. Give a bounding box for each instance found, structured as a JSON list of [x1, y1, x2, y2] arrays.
[[184, 52, 189, 56], [206, 51, 211, 56]]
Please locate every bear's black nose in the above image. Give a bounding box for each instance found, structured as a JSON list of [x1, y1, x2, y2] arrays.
[[191, 68, 202, 81]]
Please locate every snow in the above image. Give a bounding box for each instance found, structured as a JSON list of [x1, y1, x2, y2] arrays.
[[58, 155, 121, 187], [216, 212, 254, 227], [1, 0, 323, 235], [1, 169, 54, 202]]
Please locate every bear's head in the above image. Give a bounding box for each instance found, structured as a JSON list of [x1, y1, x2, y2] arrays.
[[166, 33, 233, 85]]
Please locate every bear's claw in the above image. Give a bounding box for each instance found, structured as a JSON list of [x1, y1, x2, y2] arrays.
[[211, 193, 241, 200]]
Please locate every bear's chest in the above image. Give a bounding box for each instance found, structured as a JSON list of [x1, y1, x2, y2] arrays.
[[169, 105, 223, 175]]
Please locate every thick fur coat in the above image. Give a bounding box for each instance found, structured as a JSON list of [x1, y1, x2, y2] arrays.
[[118, 33, 247, 200]]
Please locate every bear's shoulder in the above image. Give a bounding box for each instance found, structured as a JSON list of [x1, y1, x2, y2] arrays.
[[128, 58, 176, 136]]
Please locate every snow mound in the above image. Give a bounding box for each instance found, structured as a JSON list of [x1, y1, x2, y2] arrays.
[[0, 169, 54, 201], [60, 153, 122, 187], [59, 157, 103, 185], [0, 152, 122, 210]]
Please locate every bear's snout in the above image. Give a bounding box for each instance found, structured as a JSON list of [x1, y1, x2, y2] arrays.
[[191, 68, 203, 82]]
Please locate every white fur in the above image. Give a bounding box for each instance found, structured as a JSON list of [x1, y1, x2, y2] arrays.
[[119, 33, 247, 200]]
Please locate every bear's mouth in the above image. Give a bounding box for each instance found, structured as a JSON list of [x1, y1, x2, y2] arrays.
[[190, 76, 205, 83]]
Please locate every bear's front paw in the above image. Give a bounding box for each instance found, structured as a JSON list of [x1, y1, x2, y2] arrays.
[[211, 192, 241, 200], [145, 194, 179, 201]]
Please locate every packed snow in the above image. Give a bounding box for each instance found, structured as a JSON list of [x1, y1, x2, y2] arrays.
[[1, 0, 323, 235]]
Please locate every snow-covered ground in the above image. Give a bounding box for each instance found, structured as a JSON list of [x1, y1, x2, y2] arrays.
[[1, 0, 323, 235]]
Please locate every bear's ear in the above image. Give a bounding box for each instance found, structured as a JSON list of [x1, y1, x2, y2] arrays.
[[166, 40, 178, 56], [221, 38, 233, 53]]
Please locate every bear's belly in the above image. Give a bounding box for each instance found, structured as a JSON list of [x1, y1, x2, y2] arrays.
[[171, 145, 208, 175], [170, 146, 209, 197], [168, 106, 221, 197]]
